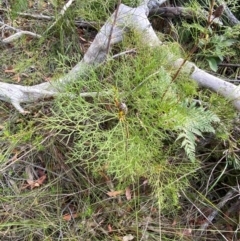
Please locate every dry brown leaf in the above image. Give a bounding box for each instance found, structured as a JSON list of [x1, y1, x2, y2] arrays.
[[12, 74, 21, 83], [36, 174, 47, 185], [125, 186, 131, 200], [108, 224, 113, 233], [63, 213, 79, 221], [9, 152, 18, 162], [4, 68, 15, 73], [172, 219, 177, 226], [24, 174, 47, 190], [79, 36, 88, 42], [99, 170, 110, 182], [27, 179, 38, 186], [107, 190, 123, 197]]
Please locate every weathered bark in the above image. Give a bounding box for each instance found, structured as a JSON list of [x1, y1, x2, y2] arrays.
[[0, 1, 240, 113]]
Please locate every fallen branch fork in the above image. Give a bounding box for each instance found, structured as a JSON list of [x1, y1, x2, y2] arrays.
[[0, 2, 240, 113]]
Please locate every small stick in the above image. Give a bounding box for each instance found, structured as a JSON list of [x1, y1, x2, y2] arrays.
[[1, 31, 41, 43], [44, 0, 75, 34], [169, 3, 224, 83], [197, 187, 238, 238], [106, 0, 121, 55]]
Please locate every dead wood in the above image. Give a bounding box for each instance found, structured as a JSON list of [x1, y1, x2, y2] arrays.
[[0, 1, 240, 113]]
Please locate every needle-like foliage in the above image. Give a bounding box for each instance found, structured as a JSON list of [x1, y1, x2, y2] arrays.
[[45, 44, 220, 209]]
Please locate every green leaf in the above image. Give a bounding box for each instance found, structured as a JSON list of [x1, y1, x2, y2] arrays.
[[206, 57, 218, 72]]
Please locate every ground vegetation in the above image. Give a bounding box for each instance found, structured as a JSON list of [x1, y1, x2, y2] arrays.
[[0, 0, 240, 240]]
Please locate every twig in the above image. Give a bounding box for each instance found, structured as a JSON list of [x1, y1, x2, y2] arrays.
[[106, 0, 121, 56], [44, 0, 75, 34], [0, 7, 98, 29], [60, 0, 75, 15], [169, 2, 224, 83], [0, 21, 42, 43], [15, 12, 54, 20], [0, 9, 54, 20], [205, 155, 226, 194], [1, 31, 41, 43], [0, 21, 22, 32], [208, 0, 215, 24], [219, 63, 240, 68], [74, 19, 99, 29], [111, 49, 137, 59], [197, 187, 239, 237], [181, 189, 229, 241]]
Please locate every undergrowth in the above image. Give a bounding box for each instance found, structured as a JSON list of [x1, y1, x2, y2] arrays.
[[44, 44, 220, 209], [0, 0, 239, 240]]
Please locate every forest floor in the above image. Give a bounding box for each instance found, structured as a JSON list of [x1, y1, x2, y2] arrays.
[[0, 1, 240, 241]]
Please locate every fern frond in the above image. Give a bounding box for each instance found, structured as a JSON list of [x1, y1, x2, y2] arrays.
[[176, 102, 220, 162]]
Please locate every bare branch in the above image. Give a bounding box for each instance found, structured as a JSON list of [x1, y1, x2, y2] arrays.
[[196, 186, 239, 238], [0, 7, 97, 29], [59, 0, 75, 15], [14, 12, 54, 20], [1, 31, 41, 43], [174, 59, 240, 111], [0, 8, 54, 20], [0, 4, 160, 113], [45, 0, 75, 34], [0, 21, 41, 43], [106, 0, 122, 55]]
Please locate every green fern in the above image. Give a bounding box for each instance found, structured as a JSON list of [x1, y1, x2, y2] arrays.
[[176, 101, 220, 162]]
